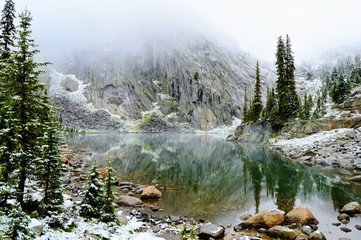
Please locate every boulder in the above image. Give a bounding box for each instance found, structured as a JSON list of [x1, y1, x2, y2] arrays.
[[337, 213, 350, 221], [309, 231, 326, 240], [29, 218, 44, 235], [244, 209, 285, 228], [295, 234, 309, 240], [355, 224, 361, 230], [116, 195, 144, 207], [267, 226, 297, 240], [140, 186, 162, 199], [341, 201, 361, 214], [198, 223, 225, 239], [285, 206, 319, 225]]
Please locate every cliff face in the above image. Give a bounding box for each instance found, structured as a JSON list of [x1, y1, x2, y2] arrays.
[[55, 34, 275, 131]]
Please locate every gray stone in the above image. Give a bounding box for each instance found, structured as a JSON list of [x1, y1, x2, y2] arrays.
[[29, 218, 44, 235], [309, 231, 326, 240], [302, 225, 312, 235], [267, 226, 297, 240], [355, 224, 361, 230], [198, 223, 225, 239], [337, 213, 350, 221], [340, 227, 352, 233], [116, 195, 143, 207], [341, 202, 361, 214]]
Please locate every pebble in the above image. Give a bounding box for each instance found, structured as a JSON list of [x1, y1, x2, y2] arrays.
[[340, 227, 352, 233]]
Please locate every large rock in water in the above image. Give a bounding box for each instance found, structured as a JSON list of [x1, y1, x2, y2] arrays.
[[243, 209, 285, 228], [309, 231, 326, 240], [267, 226, 297, 240], [140, 186, 162, 199], [116, 195, 144, 207], [285, 206, 319, 225], [198, 223, 225, 239], [341, 201, 361, 214]]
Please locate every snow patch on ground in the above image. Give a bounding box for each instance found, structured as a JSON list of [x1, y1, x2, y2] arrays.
[[273, 128, 351, 148], [49, 70, 95, 111], [35, 217, 163, 240], [197, 117, 242, 136]]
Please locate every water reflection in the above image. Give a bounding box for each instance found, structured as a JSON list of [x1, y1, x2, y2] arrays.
[[66, 133, 361, 238]]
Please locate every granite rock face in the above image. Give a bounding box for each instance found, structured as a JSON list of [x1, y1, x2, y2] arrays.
[[51, 34, 274, 131]]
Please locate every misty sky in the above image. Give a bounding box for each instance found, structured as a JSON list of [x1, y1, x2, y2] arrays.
[[14, 0, 361, 63]]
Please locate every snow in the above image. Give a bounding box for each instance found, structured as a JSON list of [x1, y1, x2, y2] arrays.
[[49, 70, 94, 111], [35, 217, 164, 240], [196, 117, 242, 136], [272, 128, 351, 148]]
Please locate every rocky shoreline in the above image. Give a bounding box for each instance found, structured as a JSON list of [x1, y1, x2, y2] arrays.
[[60, 143, 361, 240], [269, 127, 361, 172]]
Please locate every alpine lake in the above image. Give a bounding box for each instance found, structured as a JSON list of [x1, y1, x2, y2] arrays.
[[65, 133, 361, 240]]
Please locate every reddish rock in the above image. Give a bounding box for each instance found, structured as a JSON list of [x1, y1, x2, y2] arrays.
[[140, 186, 162, 199], [244, 209, 285, 228], [285, 206, 319, 225]]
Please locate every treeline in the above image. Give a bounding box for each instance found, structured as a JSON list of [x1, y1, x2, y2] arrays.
[[243, 35, 301, 129], [243, 36, 360, 129], [0, 1, 117, 239]]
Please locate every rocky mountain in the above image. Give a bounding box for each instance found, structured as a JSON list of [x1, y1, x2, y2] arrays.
[[49, 34, 275, 131]]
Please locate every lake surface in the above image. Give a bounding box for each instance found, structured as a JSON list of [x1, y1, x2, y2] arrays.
[[66, 133, 361, 240]]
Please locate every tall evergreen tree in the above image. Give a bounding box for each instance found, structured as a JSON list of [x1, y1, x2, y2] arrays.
[[248, 61, 263, 122], [80, 164, 105, 219], [275, 35, 299, 124], [0, 0, 16, 60], [284, 35, 299, 118], [101, 157, 118, 223], [242, 86, 249, 123], [37, 111, 64, 215], [0, 10, 50, 207]]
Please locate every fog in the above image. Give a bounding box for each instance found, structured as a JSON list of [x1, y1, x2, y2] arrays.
[[14, 0, 361, 63]]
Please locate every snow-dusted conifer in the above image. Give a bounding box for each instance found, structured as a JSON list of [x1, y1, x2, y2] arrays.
[[80, 163, 105, 219], [3, 203, 35, 239], [0, 0, 16, 60], [248, 61, 263, 122], [101, 157, 118, 223], [36, 110, 65, 215]]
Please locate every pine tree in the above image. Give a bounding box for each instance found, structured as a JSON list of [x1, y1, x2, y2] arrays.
[[3, 203, 35, 240], [275, 35, 299, 124], [7, 10, 50, 207], [248, 61, 263, 122], [242, 86, 249, 123], [37, 111, 65, 215], [101, 157, 118, 223], [284, 35, 299, 118], [80, 163, 105, 219], [0, 0, 16, 60]]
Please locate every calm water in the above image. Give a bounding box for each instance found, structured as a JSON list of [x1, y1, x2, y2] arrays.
[[66, 133, 361, 240]]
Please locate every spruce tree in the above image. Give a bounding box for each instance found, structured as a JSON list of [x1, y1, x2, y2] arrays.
[[9, 10, 50, 207], [242, 86, 249, 123], [275, 35, 299, 124], [249, 61, 263, 122], [4, 203, 35, 240], [37, 111, 64, 215], [80, 163, 105, 220], [101, 157, 118, 223], [0, 0, 16, 60], [284, 34, 299, 118]]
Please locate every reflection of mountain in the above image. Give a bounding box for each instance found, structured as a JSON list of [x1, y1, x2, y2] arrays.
[[66, 134, 361, 221]]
